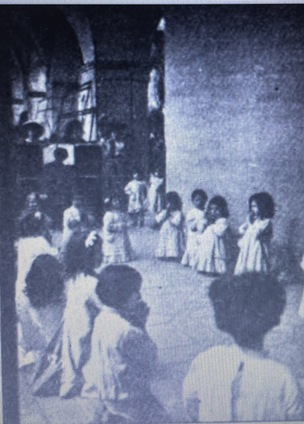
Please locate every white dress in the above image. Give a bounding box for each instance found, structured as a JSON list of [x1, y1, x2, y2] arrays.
[[183, 345, 303, 422], [102, 211, 134, 264], [147, 174, 164, 213], [194, 218, 228, 274], [155, 210, 185, 259], [81, 306, 166, 423], [181, 208, 207, 267], [60, 273, 102, 397], [124, 180, 147, 213], [234, 218, 272, 275]]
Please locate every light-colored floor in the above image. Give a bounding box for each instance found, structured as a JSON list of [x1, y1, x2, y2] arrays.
[[19, 227, 304, 424]]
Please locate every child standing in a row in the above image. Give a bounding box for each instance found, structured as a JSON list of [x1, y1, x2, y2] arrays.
[[235, 192, 275, 275], [155, 191, 185, 260], [194, 196, 230, 274], [181, 189, 208, 267], [102, 194, 134, 264]]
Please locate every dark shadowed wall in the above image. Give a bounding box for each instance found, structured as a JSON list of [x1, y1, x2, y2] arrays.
[[164, 5, 304, 256]]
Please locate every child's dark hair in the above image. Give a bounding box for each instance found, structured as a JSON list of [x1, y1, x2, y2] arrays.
[[191, 189, 208, 205], [25, 255, 64, 308], [209, 273, 286, 349], [62, 231, 102, 278], [17, 213, 45, 238], [96, 265, 142, 309], [166, 191, 182, 211], [208, 195, 229, 218], [249, 192, 275, 219]]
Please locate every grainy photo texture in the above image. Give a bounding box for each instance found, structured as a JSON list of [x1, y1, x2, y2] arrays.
[[0, 4, 304, 424]]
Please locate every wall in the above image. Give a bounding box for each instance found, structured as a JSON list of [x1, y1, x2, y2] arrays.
[[165, 5, 304, 255]]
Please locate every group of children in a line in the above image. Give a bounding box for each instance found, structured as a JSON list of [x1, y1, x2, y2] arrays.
[[14, 188, 304, 423], [107, 175, 275, 276]]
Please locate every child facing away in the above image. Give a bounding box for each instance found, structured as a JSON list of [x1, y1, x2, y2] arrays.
[[15, 213, 58, 368], [124, 170, 148, 227], [181, 189, 208, 267], [59, 230, 103, 398], [147, 169, 164, 214], [20, 255, 64, 369], [102, 194, 135, 264], [183, 273, 303, 422], [234, 192, 275, 275], [155, 191, 185, 260], [194, 195, 229, 274], [81, 265, 169, 424]]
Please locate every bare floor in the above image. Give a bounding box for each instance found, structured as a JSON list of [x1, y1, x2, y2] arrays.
[[19, 227, 304, 424]]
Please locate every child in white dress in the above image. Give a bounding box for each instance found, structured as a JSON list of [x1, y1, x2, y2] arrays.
[[102, 194, 134, 264], [60, 230, 103, 398], [81, 265, 169, 423], [155, 191, 185, 260], [234, 192, 275, 275], [194, 195, 229, 274], [124, 171, 148, 227], [147, 169, 164, 214], [181, 189, 208, 267], [183, 273, 303, 422]]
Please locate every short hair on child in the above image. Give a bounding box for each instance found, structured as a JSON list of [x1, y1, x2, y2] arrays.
[[25, 254, 64, 308], [62, 231, 102, 278], [249, 192, 275, 219], [96, 265, 142, 309], [209, 272, 286, 349], [166, 191, 182, 211], [208, 195, 229, 218], [191, 189, 208, 205]]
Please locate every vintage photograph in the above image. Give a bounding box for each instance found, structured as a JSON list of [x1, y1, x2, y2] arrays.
[[0, 3, 304, 424]]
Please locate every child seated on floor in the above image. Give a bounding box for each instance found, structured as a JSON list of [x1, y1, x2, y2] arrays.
[[81, 265, 169, 424], [155, 191, 185, 261], [20, 255, 65, 368], [15, 213, 58, 368], [183, 272, 303, 422], [181, 189, 208, 267], [194, 195, 229, 274]]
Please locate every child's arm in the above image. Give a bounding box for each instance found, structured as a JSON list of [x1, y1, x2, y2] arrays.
[[213, 218, 229, 236], [183, 358, 200, 421], [239, 215, 251, 235], [124, 182, 132, 196], [169, 211, 183, 227], [155, 209, 168, 224]]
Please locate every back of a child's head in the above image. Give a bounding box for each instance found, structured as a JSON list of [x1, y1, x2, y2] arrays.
[[96, 265, 142, 309], [166, 191, 182, 211], [25, 254, 64, 309], [62, 230, 102, 278], [209, 272, 286, 349], [207, 195, 229, 219], [191, 189, 208, 206], [18, 213, 45, 238], [249, 192, 275, 219]]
